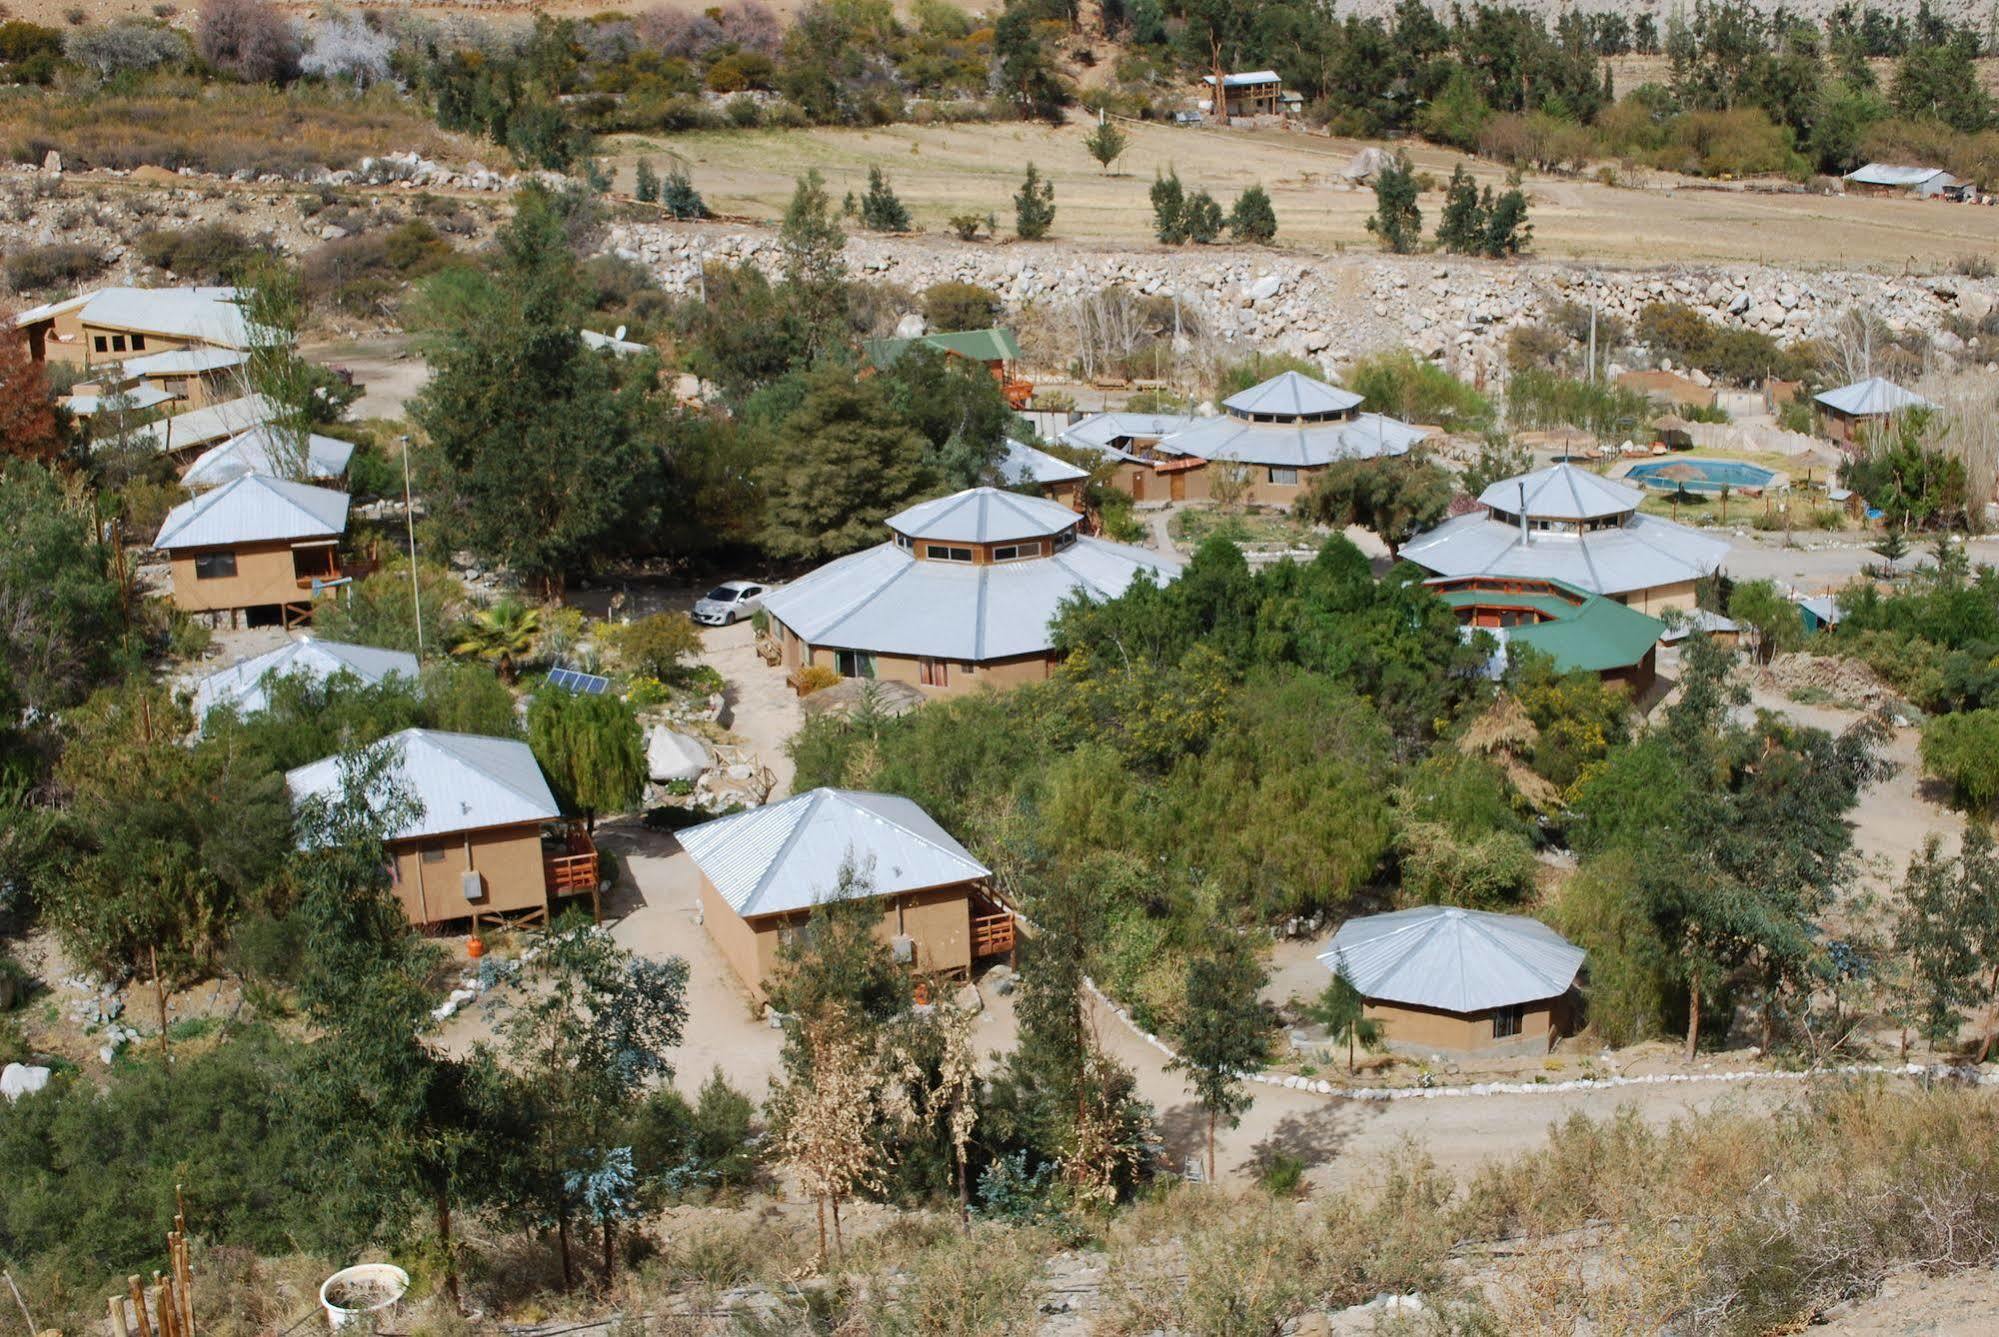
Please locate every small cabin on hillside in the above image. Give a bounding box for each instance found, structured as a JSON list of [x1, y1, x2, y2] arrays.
[[1200, 69, 1285, 119], [996, 436, 1089, 510], [677, 787, 1015, 999], [863, 327, 1033, 408], [180, 426, 356, 490], [154, 473, 354, 627], [1843, 163, 1967, 200], [13, 286, 250, 367], [286, 729, 599, 929], [1813, 376, 1934, 449], [1319, 906, 1585, 1055]]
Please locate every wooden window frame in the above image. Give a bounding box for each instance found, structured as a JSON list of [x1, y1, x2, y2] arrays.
[[1492, 1004, 1524, 1039], [192, 551, 238, 580]]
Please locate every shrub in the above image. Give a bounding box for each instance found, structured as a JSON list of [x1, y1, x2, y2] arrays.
[[195, 0, 301, 84], [1013, 161, 1053, 239], [604, 612, 704, 682], [298, 11, 391, 87], [1227, 184, 1276, 243], [859, 165, 911, 232], [5, 241, 106, 292], [64, 20, 186, 77], [795, 663, 840, 695], [1920, 709, 1999, 810], [1182, 188, 1223, 243], [134, 223, 261, 281], [921, 280, 998, 332]]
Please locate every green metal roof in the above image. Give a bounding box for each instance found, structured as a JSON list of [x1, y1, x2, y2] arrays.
[[1434, 579, 1665, 673], [864, 327, 1022, 369]]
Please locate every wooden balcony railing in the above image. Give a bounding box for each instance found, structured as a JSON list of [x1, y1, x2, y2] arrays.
[[544, 832, 599, 896], [972, 910, 1016, 958]]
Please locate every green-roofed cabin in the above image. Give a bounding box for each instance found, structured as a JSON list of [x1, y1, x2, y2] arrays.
[[1429, 575, 1665, 696], [862, 328, 1031, 408]]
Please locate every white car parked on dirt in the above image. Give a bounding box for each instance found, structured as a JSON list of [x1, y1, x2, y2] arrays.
[[690, 580, 770, 626]]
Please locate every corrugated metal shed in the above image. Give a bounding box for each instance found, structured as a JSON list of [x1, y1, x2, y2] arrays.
[[1480, 463, 1643, 521], [761, 533, 1181, 661], [286, 728, 561, 840], [1222, 370, 1363, 419], [1813, 376, 1935, 417], [130, 394, 277, 454], [998, 437, 1088, 487], [194, 636, 418, 723], [1844, 163, 1951, 188], [889, 486, 1080, 543], [1156, 410, 1426, 469], [677, 787, 991, 918], [181, 426, 356, 489], [154, 473, 349, 549], [1319, 906, 1585, 1013]]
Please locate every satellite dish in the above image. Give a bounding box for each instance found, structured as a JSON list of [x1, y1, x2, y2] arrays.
[[613, 325, 628, 342]]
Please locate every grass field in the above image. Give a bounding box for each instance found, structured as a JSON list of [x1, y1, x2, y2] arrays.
[[613, 114, 1999, 268]]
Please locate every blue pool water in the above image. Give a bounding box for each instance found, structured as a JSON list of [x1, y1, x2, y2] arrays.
[[1624, 459, 1777, 493]]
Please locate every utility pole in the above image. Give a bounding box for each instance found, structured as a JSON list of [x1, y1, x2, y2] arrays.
[[400, 435, 424, 659], [1587, 294, 1598, 384]]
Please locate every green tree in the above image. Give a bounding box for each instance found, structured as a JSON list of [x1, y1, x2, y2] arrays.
[[419, 660, 519, 736], [1182, 189, 1224, 243], [1893, 832, 1987, 1051], [1435, 163, 1487, 253], [1920, 709, 1999, 811], [1014, 162, 1055, 239], [313, 557, 468, 655], [1149, 168, 1187, 243], [240, 260, 357, 477], [921, 281, 1001, 333], [450, 595, 542, 682], [1305, 961, 1382, 1074], [1365, 151, 1422, 253], [526, 685, 645, 832], [1726, 578, 1804, 664], [1171, 936, 1269, 1183], [994, 6, 1068, 121], [1892, 38, 1992, 132], [604, 611, 704, 682], [410, 186, 660, 595], [779, 169, 849, 344], [661, 166, 708, 220], [1298, 453, 1455, 557], [860, 165, 912, 232], [1480, 185, 1533, 257], [1227, 184, 1277, 243], [484, 918, 688, 1285], [1084, 116, 1129, 173], [633, 157, 659, 203], [0, 462, 123, 736], [754, 366, 930, 559]]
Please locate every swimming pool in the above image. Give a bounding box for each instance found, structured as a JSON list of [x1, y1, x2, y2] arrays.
[[1624, 459, 1777, 493]]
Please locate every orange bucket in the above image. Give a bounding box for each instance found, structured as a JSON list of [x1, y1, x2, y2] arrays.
[[466, 937, 485, 960]]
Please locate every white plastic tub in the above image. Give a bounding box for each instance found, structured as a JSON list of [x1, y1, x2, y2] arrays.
[[319, 1263, 408, 1330]]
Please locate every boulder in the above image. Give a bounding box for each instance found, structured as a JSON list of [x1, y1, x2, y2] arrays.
[[40, 150, 59, 174], [1, 1063, 50, 1102], [646, 726, 711, 783], [1244, 274, 1284, 303], [893, 312, 926, 338]]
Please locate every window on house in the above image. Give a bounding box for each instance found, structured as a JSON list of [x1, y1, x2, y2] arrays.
[[421, 847, 448, 863], [129, 335, 145, 350], [992, 542, 1040, 562], [110, 335, 126, 352], [92, 336, 108, 353], [835, 650, 876, 679], [895, 534, 913, 551], [1492, 1004, 1524, 1039], [1268, 466, 1300, 486], [926, 545, 972, 562], [920, 657, 948, 687], [1054, 528, 1077, 550], [192, 552, 237, 580]]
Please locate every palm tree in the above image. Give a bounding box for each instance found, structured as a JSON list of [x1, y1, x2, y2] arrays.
[[451, 597, 542, 683], [1306, 961, 1384, 1075]]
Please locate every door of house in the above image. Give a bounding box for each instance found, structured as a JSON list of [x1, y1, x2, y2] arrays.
[[1169, 471, 1186, 502], [1130, 469, 1145, 501]]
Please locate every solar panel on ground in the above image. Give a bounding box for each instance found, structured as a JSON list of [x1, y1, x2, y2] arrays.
[[546, 667, 610, 695]]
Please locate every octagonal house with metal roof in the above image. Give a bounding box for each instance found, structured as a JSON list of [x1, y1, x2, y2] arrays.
[[1142, 369, 1430, 506], [1319, 906, 1586, 1054], [761, 486, 1182, 696], [1400, 463, 1729, 614]]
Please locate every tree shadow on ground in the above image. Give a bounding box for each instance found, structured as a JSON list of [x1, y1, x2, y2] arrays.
[[1151, 1096, 1380, 1181]]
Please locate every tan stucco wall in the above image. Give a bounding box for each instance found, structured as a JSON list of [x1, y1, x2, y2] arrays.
[[1365, 996, 1563, 1054], [389, 823, 548, 926], [1138, 462, 1316, 508], [792, 640, 1057, 696], [33, 309, 210, 367], [699, 872, 976, 999], [165, 540, 318, 613], [1626, 579, 1700, 615]]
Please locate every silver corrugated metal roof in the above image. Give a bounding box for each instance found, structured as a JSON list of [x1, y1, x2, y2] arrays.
[[129, 394, 276, 454], [888, 486, 1082, 543], [580, 328, 651, 357], [1202, 69, 1282, 87], [64, 385, 178, 415], [1813, 376, 1935, 416], [154, 473, 349, 549], [17, 286, 251, 346], [194, 636, 417, 723], [1480, 463, 1642, 520], [1058, 411, 1201, 461], [123, 346, 245, 375], [181, 426, 356, 488], [999, 437, 1088, 487], [286, 728, 560, 839], [1400, 510, 1728, 597], [1222, 370, 1363, 419], [1156, 410, 1425, 468], [761, 535, 1181, 661], [1319, 906, 1585, 1013], [677, 787, 990, 919], [1844, 163, 1950, 187]]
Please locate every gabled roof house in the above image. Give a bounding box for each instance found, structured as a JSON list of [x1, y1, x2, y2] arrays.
[[678, 787, 1012, 996], [1400, 463, 1727, 613], [287, 728, 599, 928], [14, 286, 251, 366], [1320, 906, 1586, 1053], [1813, 376, 1935, 448], [995, 437, 1089, 509], [154, 473, 354, 626], [761, 486, 1180, 695], [181, 426, 356, 490]]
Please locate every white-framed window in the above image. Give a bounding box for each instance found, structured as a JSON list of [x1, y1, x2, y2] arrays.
[[926, 544, 973, 562], [1492, 1004, 1524, 1039], [1268, 466, 1300, 486], [835, 650, 876, 679], [895, 533, 913, 551]]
